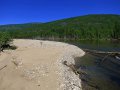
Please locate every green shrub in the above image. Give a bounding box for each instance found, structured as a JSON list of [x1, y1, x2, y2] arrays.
[[0, 32, 12, 51]]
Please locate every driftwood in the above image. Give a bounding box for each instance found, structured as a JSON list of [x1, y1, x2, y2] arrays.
[[0, 65, 7, 71], [63, 61, 99, 89], [83, 49, 120, 60], [63, 61, 79, 75], [83, 49, 120, 55], [83, 49, 120, 66], [63, 61, 87, 75]]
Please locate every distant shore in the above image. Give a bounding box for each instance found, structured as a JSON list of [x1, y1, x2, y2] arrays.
[[0, 39, 85, 90]]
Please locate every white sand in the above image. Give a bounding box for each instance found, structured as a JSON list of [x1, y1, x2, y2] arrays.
[[0, 39, 85, 90]]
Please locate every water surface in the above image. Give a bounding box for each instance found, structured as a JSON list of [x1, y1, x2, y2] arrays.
[[68, 40, 120, 90]]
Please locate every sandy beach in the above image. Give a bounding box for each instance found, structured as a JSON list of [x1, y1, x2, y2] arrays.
[[0, 39, 85, 90]]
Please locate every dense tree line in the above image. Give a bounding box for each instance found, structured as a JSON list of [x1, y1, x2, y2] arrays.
[[0, 14, 120, 40]]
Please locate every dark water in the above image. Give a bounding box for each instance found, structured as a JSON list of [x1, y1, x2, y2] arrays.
[[68, 40, 120, 90]]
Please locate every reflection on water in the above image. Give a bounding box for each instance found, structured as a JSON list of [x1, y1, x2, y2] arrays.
[[69, 40, 120, 52], [68, 40, 120, 90]]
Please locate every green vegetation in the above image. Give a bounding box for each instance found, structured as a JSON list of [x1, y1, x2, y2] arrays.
[[0, 32, 12, 51], [0, 14, 120, 40]]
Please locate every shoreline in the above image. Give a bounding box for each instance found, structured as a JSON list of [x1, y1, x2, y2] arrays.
[[0, 39, 85, 90], [56, 44, 85, 90]]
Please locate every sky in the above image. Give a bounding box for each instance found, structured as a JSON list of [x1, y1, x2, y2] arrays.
[[0, 0, 120, 25]]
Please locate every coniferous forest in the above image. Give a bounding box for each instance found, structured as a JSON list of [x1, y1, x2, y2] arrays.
[[0, 14, 120, 40]]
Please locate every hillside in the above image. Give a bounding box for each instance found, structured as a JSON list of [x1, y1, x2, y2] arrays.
[[0, 14, 120, 40]]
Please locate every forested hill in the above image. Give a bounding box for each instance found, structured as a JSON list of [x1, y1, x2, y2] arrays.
[[0, 14, 120, 40]]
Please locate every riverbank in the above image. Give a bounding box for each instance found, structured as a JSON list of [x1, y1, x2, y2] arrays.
[[0, 39, 85, 90]]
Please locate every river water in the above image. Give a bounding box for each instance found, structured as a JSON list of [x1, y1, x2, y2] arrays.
[[68, 40, 120, 90]]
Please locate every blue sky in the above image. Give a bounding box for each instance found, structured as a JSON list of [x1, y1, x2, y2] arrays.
[[0, 0, 120, 25]]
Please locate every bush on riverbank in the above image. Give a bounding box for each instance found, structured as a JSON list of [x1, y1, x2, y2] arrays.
[[0, 32, 13, 51]]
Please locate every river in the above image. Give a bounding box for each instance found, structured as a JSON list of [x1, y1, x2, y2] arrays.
[[67, 40, 120, 90]]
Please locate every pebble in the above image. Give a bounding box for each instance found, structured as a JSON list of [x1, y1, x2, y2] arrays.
[[56, 44, 85, 90]]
